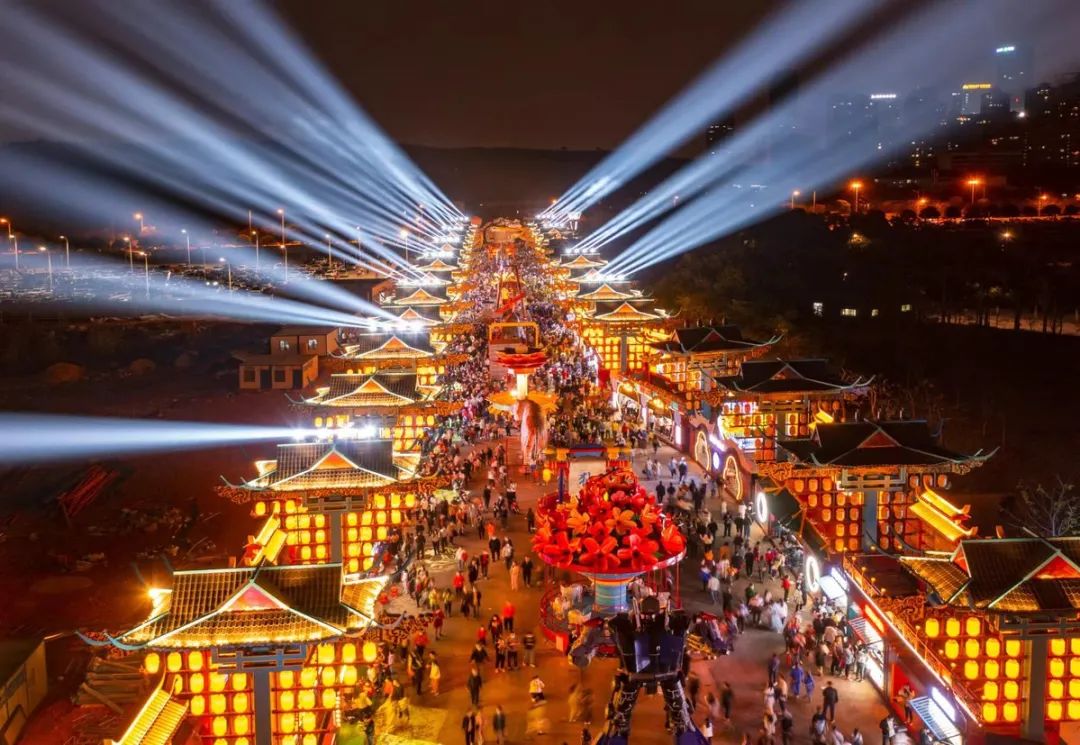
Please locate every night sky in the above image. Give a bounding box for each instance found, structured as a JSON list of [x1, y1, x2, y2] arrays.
[[278, 0, 777, 151]]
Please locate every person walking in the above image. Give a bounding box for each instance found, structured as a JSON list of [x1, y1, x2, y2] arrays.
[[822, 680, 839, 722], [467, 665, 483, 706], [522, 555, 534, 586], [720, 681, 734, 721], [701, 717, 714, 743], [493, 705, 507, 745], [502, 600, 516, 632], [879, 715, 897, 745], [428, 653, 441, 696], [462, 708, 478, 745], [768, 653, 781, 686], [510, 560, 522, 590], [708, 572, 721, 605], [529, 674, 546, 703]]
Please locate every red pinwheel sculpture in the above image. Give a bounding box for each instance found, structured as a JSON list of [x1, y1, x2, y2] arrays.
[[532, 468, 687, 614]]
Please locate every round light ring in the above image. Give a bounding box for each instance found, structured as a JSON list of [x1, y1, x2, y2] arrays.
[[805, 555, 821, 593], [756, 490, 769, 524]]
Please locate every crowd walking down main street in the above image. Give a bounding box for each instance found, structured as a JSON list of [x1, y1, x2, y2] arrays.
[[357, 233, 895, 745]]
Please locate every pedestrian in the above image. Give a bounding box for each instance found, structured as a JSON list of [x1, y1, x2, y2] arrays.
[[428, 654, 441, 696], [510, 560, 522, 590], [803, 669, 815, 701], [720, 681, 734, 720], [850, 727, 864, 745], [701, 717, 714, 743], [529, 674, 546, 703], [502, 600, 515, 632], [879, 715, 897, 745], [822, 680, 838, 721], [432, 607, 444, 640], [495, 634, 507, 672], [897, 684, 915, 723], [811, 708, 827, 745], [708, 572, 721, 604], [467, 665, 483, 706], [493, 705, 507, 745], [768, 652, 781, 686], [522, 555, 534, 586], [581, 722, 593, 745], [462, 708, 477, 745]]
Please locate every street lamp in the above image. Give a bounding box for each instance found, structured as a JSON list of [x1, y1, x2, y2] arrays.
[[849, 181, 863, 214], [790, 190, 801, 209], [325, 233, 333, 268], [138, 251, 150, 299], [2, 219, 19, 270], [124, 237, 134, 273], [1038, 194, 1049, 217], [966, 178, 982, 207], [38, 246, 53, 294], [59, 235, 70, 268], [277, 208, 288, 282], [219, 257, 232, 291], [1000, 231, 1013, 242], [252, 230, 260, 272], [134, 212, 144, 233], [181, 229, 191, 267]]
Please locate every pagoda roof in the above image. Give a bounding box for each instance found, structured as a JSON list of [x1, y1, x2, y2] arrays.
[[560, 254, 608, 269], [777, 420, 991, 469], [590, 301, 661, 323], [340, 333, 435, 359], [901, 537, 1080, 612], [413, 258, 459, 272], [576, 283, 645, 302], [650, 325, 774, 355], [385, 306, 442, 325], [392, 288, 447, 306], [116, 565, 386, 649], [239, 438, 401, 491], [712, 359, 872, 395], [301, 372, 431, 407]]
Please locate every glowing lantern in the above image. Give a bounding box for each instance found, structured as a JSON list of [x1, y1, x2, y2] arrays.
[[376, 527, 388, 540], [237, 739, 250, 745], [209, 672, 228, 692], [321, 688, 336, 709], [321, 667, 335, 687], [964, 661, 979, 680], [1053, 638, 1067, 656], [317, 644, 335, 665], [1050, 679, 1065, 699], [1071, 658, 1080, 677], [374, 494, 386, 509], [983, 703, 998, 722], [171, 677, 183, 695], [212, 717, 228, 737], [190, 695, 206, 716], [232, 673, 247, 691], [315, 545, 328, 560], [1072, 638, 1080, 655], [945, 618, 961, 637], [303, 736, 317, 745], [362, 641, 379, 663], [1048, 701, 1063, 721], [234, 716, 250, 735], [965, 639, 981, 658], [144, 653, 160, 675], [1070, 701, 1080, 721], [346, 512, 357, 526], [944, 640, 960, 659], [190, 673, 205, 694], [391, 511, 403, 525], [301, 711, 316, 731], [278, 670, 295, 688], [1005, 659, 1021, 679], [984, 660, 1000, 679], [390, 494, 401, 509], [315, 529, 326, 544], [1004, 702, 1019, 722], [300, 668, 317, 688], [1005, 639, 1022, 657], [341, 665, 358, 686], [298, 689, 315, 710], [1052, 658, 1066, 677], [279, 714, 296, 733], [405, 493, 416, 508], [167, 652, 182, 673], [1071, 680, 1080, 698], [925, 618, 940, 638], [279, 691, 295, 711], [211, 694, 227, 715], [983, 682, 998, 700], [965, 617, 981, 636], [254, 501, 267, 516], [1004, 681, 1019, 700], [301, 546, 312, 561], [341, 643, 356, 664], [233, 693, 249, 713], [348, 559, 359, 573], [985, 638, 1000, 658], [299, 515, 310, 530]]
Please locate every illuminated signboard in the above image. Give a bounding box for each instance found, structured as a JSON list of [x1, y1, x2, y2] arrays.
[[962, 83, 993, 90]]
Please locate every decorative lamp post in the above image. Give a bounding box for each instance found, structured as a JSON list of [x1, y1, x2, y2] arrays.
[[850, 181, 863, 214], [38, 246, 53, 294], [252, 230, 260, 272], [181, 229, 191, 267], [59, 235, 70, 268], [278, 208, 288, 281], [219, 257, 232, 291]]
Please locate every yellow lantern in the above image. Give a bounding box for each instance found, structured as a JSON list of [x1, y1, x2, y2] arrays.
[[303, 735, 317, 745], [405, 493, 416, 508], [1003, 702, 1019, 722], [301, 711, 316, 731], [1005, 639, 1022, 657], [1069, 701, 1080, 721], [279, 691, 295, 711], [374, 494, 386, 509], [1048, 701, 1063, 721], [300, 668, 317, 688], [211, 694, 227, 715], [233, 692, 249, 713], [1071, 638, 1080, 655], [1005, 659, 1021, 679], [189, 673, 205, 694], [233, 715, 250, 735], [985, 638, 1000, 658], [342, 643, 356, 664], [279, 714, 296, 733], [1050, 679, 1065, 699], [984, 660, 1000, 679], [278, 670, 295, 688], [187, 650, 204, 671], [362, 641, 379, 663], [346, 512, 358, 527], [210, 672, 228, 692], [983, 682, 998, 700], [944, 640, 960, 660], [1070, 680, 1080, 699], [144, 653, 161, 675], [190, 695, 206, 716], [1052, 638, 1067, 656], [1071, 658, 1080, 677], [300, 545, 313, 561], [964, 660, 979, 680], [321, 688, 335, 709], [212, 716, 228, 737], [341, 665, 358, 686], [254, 501, 267, 516], [390, 494, 401, 509], [321, 667, 335, 687], [925, 618, 940, 638], [232, 673, 247, 691], [167, 652, 183, 673], [1004, 681, 1019, 700], [1052, 658, 1066, 678], [317, 644, 335, 665], [945, 618, 961, 637], [315, 545, 328, 560], [171, 676, 184, 695], [965, 639, 981, 658], [298, 689, 315, 710], [983, 703, 998, 722], [348, 558, 359, 573]]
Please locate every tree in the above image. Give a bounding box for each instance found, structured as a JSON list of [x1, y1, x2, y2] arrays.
[[919, 206, 941, 220], [944, 206, 962, 219], [1042, 204, 1061, 217], [1064, 204, 1079, 216], [1003, 478, 1079, 537]]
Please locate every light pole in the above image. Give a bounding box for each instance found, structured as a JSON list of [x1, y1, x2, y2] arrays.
[[219, 257, 232, 291], [124, 237, 134, 273], [3, 220, 19, 270], [400, 228, 410, 265], [790, 190, 800, 209], [325, 233, 333, 268], [850, 181, 863, 215], [38, 246, 53, 294], [134, 212, 144, 233], [252, 230, 261, 272], [139, 251, 150, 299], [181, 229, 191, 267], [1038, 194, 1049, 217], [59, 235, 70, 268], [966, 178, 981, 207], [278, 208, 288, 281]]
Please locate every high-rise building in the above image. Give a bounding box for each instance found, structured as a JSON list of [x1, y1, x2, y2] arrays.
[[995, 43, 1033, 112], [705, 117, 735, 155]]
